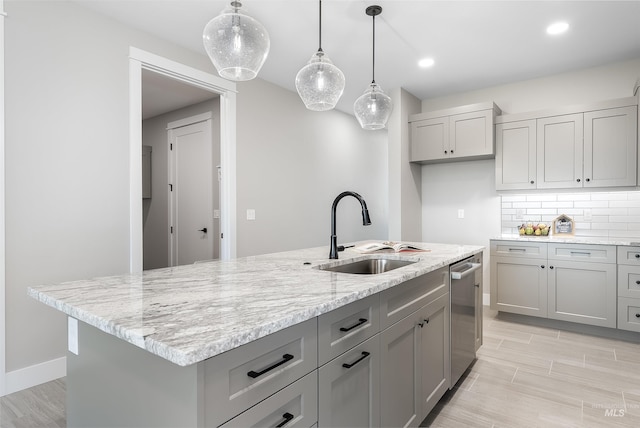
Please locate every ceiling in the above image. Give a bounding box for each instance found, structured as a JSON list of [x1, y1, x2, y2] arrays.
[[76, 0, 640, 117]]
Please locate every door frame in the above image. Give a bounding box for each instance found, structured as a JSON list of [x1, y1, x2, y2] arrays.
[[0, 0, 6, 396], [129, 47, 237, 272]]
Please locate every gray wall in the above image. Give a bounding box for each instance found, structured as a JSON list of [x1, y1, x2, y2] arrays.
[[4, 0, 213, 373], [419, 58, 640, 297], [142, 98, 221, 270], [235, 78, 388, 257], [4, 0, 389, 379]]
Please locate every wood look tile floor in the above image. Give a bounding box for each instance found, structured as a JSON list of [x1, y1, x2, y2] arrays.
[[423, 308, 640, 428], [3, 308, 640, 427]]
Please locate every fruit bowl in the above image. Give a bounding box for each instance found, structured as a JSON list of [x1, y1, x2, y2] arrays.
[[518, 222, 550, 237]]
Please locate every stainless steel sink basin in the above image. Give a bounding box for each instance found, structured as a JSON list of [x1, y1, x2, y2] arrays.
[[319, 258, 416, 275]]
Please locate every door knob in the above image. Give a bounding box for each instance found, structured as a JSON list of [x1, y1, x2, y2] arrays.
[[198, 228, 208, 233]]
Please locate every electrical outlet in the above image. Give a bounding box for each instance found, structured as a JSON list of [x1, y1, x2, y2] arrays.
[[457, 209, 465, 219], [246, 209, 256, 220], [515, 209, 524, 220], [584, 209, 592, 221]]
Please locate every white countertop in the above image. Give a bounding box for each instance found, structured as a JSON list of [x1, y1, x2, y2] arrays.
[[494, 235, 640, 247], [28, 242, 483, 366]]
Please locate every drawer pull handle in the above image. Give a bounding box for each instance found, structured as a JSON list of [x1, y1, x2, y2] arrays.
[[340, 318, 368, 332], [508, 248, 526, 252], [570, 251, 591, 256], [275, 412, 294, 428], [342, 351, 370, 369], [247, 354, 294, 379]]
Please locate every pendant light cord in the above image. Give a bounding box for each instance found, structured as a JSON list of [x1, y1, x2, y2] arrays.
[[318, 0, 323, 53], [371, 13, 376, 84]]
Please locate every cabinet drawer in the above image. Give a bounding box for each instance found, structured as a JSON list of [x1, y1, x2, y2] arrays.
[[204, 318, 317, 427], [490, 240, 546, 259], [318, 294, 380, 366], [618, 246, 640, 265], [318, 335, 380, 428], [618, 265, 640, 298], [219, 371, 318, 428], [380, 267, 449, 330], [548, 243, 616, 263], [617, 297, 640, 333]]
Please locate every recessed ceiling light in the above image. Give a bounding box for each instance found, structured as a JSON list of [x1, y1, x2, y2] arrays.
[[418, 58, 435, 68], [546, 21, 569, 35]]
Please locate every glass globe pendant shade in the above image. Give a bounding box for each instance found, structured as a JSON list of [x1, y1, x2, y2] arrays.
[[353, 82, 393, 130], [202, 2, 270, 81], [295, 51, 345, 111]]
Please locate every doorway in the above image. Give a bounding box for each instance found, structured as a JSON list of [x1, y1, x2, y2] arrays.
[[129, 47, 237, 273]]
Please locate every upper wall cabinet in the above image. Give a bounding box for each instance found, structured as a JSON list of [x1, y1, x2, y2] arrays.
[[495, 97, 638, 191], [409, 102, 501, 164]]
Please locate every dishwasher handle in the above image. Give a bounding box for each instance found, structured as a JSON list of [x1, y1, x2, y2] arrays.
[[451, 262, 482, 280]]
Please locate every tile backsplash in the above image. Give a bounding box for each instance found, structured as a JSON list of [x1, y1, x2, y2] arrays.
[[501, 190, 640, 239]]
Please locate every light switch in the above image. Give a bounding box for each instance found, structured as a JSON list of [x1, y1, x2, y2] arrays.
[[247, 209, 256, 220], [457, 209, 465, 219], [213, 209, 220, 219]]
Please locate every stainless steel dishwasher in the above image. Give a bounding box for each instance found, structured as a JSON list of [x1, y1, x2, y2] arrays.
[[450, 254, 482, 387]]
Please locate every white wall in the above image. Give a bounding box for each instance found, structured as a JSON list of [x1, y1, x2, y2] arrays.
[[234, 78, 388, 257], [142, 98, 221, 269], [420, 58, 640, 298]]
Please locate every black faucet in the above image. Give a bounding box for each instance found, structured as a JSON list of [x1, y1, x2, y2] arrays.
[[329, 191, 372, 259]]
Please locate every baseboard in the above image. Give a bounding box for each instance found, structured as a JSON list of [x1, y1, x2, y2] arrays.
[[483, 292, 490, 307], [4, 356, 66, 396]]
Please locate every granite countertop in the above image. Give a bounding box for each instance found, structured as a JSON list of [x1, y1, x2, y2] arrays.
[[28, 242, 483, 367], [494, 235, 640, 247]]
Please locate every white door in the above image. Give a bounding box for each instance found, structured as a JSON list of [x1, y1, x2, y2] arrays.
[[168, 119, 214, 266]]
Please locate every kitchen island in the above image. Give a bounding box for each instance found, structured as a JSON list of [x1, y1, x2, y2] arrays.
[[28, 242, 483, 427]]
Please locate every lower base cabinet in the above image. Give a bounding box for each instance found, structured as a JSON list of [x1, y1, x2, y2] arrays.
[[220, 372, 317, 428], [547, 259, 616, 328], [318, 335, 380, 428], [380, 292, 450, 428]]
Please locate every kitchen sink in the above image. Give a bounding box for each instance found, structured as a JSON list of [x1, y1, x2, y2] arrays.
[[318, 258, 417, 275]]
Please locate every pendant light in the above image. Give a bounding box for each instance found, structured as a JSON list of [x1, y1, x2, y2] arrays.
[[202, 1, 270, 81], [295, 0, 345, 111], [353, 5, 393, 130]]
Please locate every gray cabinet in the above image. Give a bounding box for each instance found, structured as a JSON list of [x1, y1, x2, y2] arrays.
[[318, 335, 380, 428], [495, 97, 638, 190], [418, 293, 450, 417], [617, 246, 640, 332], [409, 102, 501, 163], [584, 106, 637, 188], [536, 113, 584, 189], [490, 241, 548, 317], [204, 318, 318, 427], [495, 120, 537, 190], [546, 243, 617, 328], [491, 240, 618, 328], [379, 266, 450, 428], [220, 372, 317, 428], [317, 294, 379, 366], [317, 295, 380, 428]]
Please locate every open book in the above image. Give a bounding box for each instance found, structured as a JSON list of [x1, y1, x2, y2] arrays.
[[353, 241, 430, 254]]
